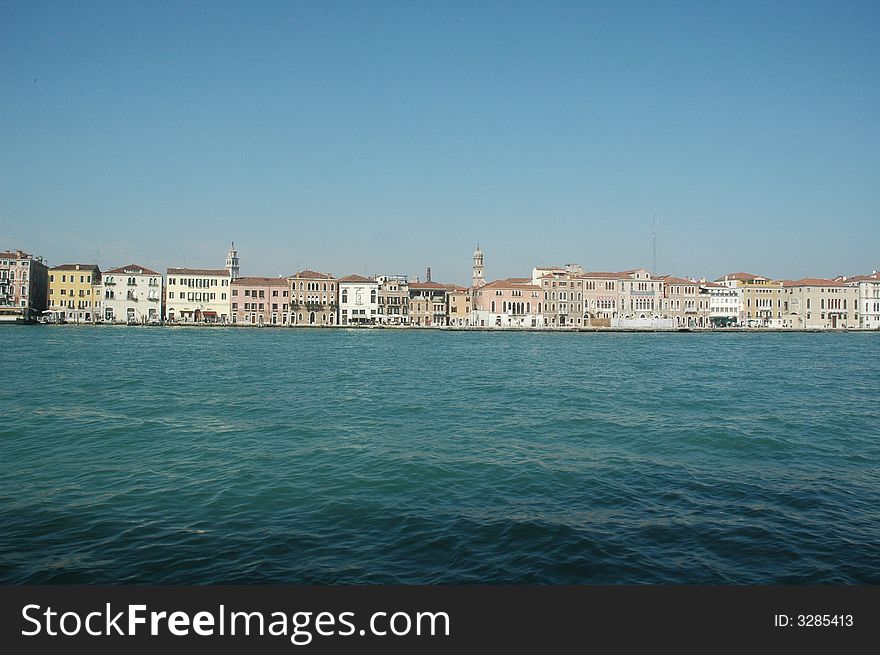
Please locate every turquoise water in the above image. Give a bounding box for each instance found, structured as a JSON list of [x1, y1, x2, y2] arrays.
[[1, 326, 878, 584]]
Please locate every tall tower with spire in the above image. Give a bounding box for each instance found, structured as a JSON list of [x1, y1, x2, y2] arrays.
[[226, 242, 240, 280], [472, 245, 485, 289]]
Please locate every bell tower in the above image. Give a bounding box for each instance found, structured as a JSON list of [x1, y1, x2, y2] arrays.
[[472, 245, 485, 289], [226, 242, 240, 280]]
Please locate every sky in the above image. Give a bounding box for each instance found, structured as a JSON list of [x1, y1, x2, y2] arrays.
[[1, 0, 878, 285]]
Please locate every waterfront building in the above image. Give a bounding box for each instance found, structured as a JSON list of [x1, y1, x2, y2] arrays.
[[715, 272, 781, 327], [535, 270, 584, 327], [338, 275, 379, 325], [782, 279, 859, 329], [100, 264, 162, 324], [376, 275, 410, 325], [617, 268, 663, 320], [165, 268, 231, 323], [0, 250, 49, 323], [660, 276, 710, 328], [579, 272, 625, 326], [231, 277, 290, 326], [409, 280, 448, 326], [472, 278, 543, 328], [47, 263, 101, 323], [702, 281, 740, 326], [289, 270, 337, 326], [836, 272, 880, 329], [446, 285, 472, 326], [739, 281, 785, 327]]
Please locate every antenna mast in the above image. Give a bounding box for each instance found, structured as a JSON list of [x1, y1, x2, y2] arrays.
[[652, 216, 658, 275]]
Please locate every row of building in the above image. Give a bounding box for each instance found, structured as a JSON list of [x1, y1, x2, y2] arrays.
[[1, 245, 878, 330]]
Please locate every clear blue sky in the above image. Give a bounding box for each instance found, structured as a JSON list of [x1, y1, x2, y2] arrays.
[[2, 0, 878, 285]]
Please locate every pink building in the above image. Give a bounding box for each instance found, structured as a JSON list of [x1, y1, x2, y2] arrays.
[[231, 277, 291, 326], [472, 278, 543, 328], [0, 249, 49, 322]]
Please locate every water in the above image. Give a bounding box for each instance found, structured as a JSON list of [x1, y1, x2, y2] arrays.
[[1, 326, 878, 584]]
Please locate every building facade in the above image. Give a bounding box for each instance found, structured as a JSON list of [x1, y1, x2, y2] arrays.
[[99, 264, 162, 324], [660, 276, 710, 328], [0, 250, 49, 323], [472, 279, 543, 327], [837, 272, 880, 329], [165, 268, 231, 323], [579, 272, 624, 326], [617, 269, 663, 322], [409, 281, 448, 326], [446, 285, 472, 326], [289, 270, 337, 326], [782, 279, 859, 329], [740, 281, 785, 327], [231, 277, 290, 326], [48, 264, 101, 323], [338, 275, 379, 325], [375, 275, 410, 325], [703, 282, 740, 326], [535, 271, 584, 327]]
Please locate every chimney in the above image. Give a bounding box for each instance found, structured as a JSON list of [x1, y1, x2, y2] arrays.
[[426, 267, 432, 282]]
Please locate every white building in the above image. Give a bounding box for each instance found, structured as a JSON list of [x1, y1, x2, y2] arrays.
[[338, 275, 379, 325], [165, 268, 231, 323], [99, 264, 162, 324], [702, 281, 741, 326], [838, 272, 880, 329], [617, 268, 664, 325]]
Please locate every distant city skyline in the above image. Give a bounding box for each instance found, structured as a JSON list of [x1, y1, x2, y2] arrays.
[[2, 1, 878, 285]]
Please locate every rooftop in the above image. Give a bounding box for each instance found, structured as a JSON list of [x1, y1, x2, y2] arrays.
[[232, 276, 289, 286], [50, 263, 100, 272], [338, 274, 377, 283], [715, 272, 768, 282], [105, 264, 161, 276], [782, 278, 846, 288], [167, 268, 228, 276], [293, 269, 335, 280]]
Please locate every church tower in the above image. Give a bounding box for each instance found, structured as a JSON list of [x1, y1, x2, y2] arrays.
[[472, 245, 485, 289], [226, 242, 240, 280]]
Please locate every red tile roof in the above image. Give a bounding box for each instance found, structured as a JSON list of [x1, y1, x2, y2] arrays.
[[481, 279, 542, 291], [659, 276, 696, 285], [715, 272, 767, 282], [293, 269, 335, 280], [578, 271, 627, 279], [167, 268, 228, 276], [0, 250, 36, 260], [782, 278, 846, 288], [50, 263, 100, 272], [837, 273, 880, 283], [105, 264, 161, 275], [338, 274, 377, 283], [409, 281, 448, 290], [232, 276, 289, 286]]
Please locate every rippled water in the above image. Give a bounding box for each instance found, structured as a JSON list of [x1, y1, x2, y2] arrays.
[[1, 326, 878, 583]]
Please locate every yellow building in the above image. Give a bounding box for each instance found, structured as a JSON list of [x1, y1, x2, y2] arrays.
[[47, 263, 101, 323], [445, 285, 471, 326]]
